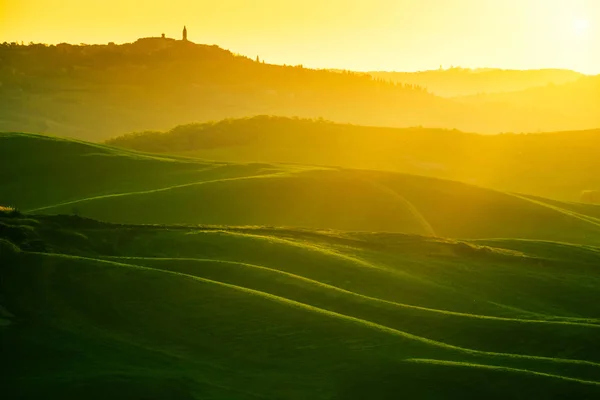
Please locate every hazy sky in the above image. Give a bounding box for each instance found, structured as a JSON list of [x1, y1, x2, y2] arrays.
[[2, 0, 599, 73]]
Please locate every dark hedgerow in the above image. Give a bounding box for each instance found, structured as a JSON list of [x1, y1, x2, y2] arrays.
[[0, 206, 22, 218]]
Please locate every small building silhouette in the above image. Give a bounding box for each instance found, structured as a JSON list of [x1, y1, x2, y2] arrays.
[[183, 26, 188, 41]]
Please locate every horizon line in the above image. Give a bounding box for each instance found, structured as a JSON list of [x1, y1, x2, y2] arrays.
[[2, 37, 597, 76]]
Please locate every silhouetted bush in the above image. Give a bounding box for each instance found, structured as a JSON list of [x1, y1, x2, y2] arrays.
[[0, 206, 21, 218]]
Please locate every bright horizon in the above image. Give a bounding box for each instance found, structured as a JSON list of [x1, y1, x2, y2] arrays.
[[2, 0, 599, 74]]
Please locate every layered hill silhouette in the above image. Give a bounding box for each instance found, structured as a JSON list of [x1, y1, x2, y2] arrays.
[[458, 75, 600, 129], [1, 41, 598, 140], [3, 131, 600, 245], [2, 209, 600, 399], [368, 68, 584, 97], [106, 116, 600, 202]]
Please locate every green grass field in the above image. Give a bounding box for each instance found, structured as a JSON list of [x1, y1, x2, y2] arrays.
[[2, 132, 600, 398], [105, 116, 600, 202], [3, 132, 600, 244], [1, 211, 600, 399]]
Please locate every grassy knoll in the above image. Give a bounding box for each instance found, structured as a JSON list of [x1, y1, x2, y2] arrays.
[[1, 210, 600, 399], [0, 132, 276, 211], [106, 116, 600, 202], [2, 132, 600, 244]]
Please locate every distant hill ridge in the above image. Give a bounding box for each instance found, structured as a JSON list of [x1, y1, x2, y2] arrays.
[[105, 116, 600, 202], [368, 68, 585, 97], [0, 41, 598, 139]]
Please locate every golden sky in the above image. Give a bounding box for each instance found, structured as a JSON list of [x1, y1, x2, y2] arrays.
[[1, 0, 599, 73]]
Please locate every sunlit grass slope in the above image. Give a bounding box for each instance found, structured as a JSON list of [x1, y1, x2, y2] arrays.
[[106, 116, 600, 202], [3, 131, 600, 244], [1, 211, 600, 399], [0, 132, 272, 210]]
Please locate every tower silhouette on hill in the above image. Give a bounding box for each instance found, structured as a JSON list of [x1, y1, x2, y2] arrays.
[[183, 26, 188, 41]]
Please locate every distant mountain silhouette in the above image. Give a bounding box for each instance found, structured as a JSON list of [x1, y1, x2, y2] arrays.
[[458, 75, 600, 129], [368, 68, 584, 97]]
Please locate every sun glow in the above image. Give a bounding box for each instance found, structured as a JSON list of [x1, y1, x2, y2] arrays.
[[573, 18, 591, 37]]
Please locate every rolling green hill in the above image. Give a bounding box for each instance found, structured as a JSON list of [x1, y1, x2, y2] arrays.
[[1, 210, 600, 399], [106, 116, 600, 202], [3, 131, 600, 244], [2, 132, 600, 398]]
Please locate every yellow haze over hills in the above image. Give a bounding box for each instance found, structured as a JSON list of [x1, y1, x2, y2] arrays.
[[0, 40, 599, 140], [3, 0, 600, 74], [106, 117, 600, 203]]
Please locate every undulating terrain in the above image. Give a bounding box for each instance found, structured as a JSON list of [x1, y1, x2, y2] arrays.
[[3, 1, 600, 397], [2, 132, 600, 398], [1, 41, 598, 140], [2, 209, 600, 399], [106, 116, 600, 202], [2, 131, 600, 242]]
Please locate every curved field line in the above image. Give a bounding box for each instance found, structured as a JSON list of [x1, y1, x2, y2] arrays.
[[30, 252, 600, 378], [363, 179, 437, 236], [26, 170, 292, 213], [202, 230, 456, 290], [511, 193, 600, 229], [483, 300, 600, 325], [105, 255, 600, 328], [209, 230, 389, 271], [404, 358, 600, 386]]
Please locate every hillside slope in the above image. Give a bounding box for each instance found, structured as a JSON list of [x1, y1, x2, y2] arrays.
[[1, 211, 600, 399], [106, 116, 600, 202], [3, 132, 600, 245]]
